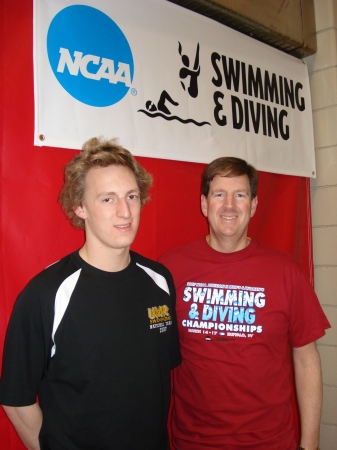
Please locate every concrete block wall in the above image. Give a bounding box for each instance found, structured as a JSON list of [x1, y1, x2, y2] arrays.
[[305, 0, 337, 447]]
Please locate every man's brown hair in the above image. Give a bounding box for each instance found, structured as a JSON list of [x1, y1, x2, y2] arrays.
[[201, 157, 258, 199]]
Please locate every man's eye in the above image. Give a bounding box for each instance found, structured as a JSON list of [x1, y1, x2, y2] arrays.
[[128, 194, 139, 201], [102, 198, 112, 203]]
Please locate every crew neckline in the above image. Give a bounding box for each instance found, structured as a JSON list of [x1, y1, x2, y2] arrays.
[[73, 250, 134, 279], [200, 235, 258, 262]]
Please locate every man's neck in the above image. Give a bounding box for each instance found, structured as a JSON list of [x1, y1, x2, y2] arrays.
[[207, 234, 250, 253], [78, 243, 131, 272]]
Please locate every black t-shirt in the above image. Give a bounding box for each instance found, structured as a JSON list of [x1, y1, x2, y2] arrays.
[[0, 251, 181, 450]]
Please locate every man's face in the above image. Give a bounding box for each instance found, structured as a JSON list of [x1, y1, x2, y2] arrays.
[[75, 165, 141, 252], [201, 174, 258, 251]]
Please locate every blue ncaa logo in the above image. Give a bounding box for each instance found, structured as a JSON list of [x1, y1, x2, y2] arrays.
[[47, 5, 134, 107]]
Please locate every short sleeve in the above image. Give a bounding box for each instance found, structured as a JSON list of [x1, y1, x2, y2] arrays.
[[288, 268, 330, 348], [0, 283, 46, 406]]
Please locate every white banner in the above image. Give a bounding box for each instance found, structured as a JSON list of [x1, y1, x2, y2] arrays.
[[34, 0, 316, 177]]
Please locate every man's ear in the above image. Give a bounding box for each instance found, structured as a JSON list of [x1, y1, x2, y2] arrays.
[[250, 196, 258, 218], [201, 195, 208, 218], [74, 204, 87, 220]]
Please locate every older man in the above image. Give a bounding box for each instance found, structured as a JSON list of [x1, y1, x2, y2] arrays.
[[160, 156, 329, 450]]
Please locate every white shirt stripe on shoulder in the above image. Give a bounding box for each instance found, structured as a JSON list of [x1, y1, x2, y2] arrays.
[[51, 268, 82, 357], [136, 263, 170, 295]]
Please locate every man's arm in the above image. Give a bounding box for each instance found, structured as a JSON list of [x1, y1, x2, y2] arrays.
[[2, 403, 42, 450], [293, 341, 322, 450]]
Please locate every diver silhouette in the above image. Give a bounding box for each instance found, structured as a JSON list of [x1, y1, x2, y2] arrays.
[[178, 42, 200, 98], [146, 90, 179, 115]]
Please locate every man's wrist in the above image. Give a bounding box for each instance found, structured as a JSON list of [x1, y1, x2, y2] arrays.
[[298, 447, 320, 450]]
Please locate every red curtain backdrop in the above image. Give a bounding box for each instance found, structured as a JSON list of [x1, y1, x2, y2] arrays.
[[0, 1, 312, 448]]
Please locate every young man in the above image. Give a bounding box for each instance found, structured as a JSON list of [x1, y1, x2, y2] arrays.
[[0, 137, 181, 450], [159, 157, 330, 450]]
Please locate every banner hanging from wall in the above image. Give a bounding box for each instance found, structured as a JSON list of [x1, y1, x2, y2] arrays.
[[33, 0, 316, 177]]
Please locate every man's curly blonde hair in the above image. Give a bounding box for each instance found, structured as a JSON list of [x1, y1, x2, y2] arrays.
[[59, 137, 153, 229]]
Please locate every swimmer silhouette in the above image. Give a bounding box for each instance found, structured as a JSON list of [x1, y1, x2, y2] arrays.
[[146, 90, 179, 115], [178, 41, 200, 98], [139, 88, 210, 127]]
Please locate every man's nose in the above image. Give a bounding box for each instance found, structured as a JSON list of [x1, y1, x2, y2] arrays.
[[116, 198, 131, 218], [223, 194, 234, 207]]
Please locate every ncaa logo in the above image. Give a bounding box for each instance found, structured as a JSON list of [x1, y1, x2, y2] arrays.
[[47, 5, 134, 107]]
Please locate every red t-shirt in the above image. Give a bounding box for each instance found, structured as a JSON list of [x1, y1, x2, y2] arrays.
[[159, 237, 330, 450]]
